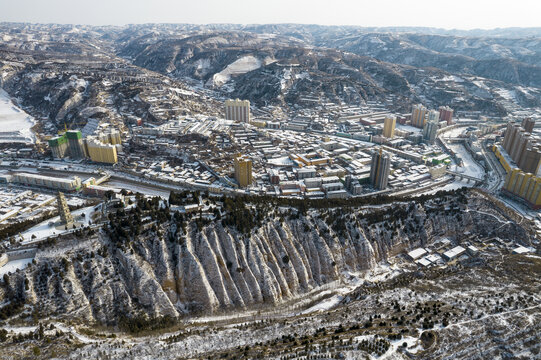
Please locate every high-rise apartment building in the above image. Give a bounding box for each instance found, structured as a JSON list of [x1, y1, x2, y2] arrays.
[[65, 130, 86, 159], [225, 99, 251, 123], [438, 106, 454, 125], [48, 135, 69, 159], [503, 168, 541, 208], [427, 110, 439, 123], [234, 154, 253, 188], [423, 121, 438, 144], [422, 110, 439, 144], [502, 123, 521, 153], [518, 145, 541, 175], [47, 127, 122, 162], [510, 130, 528, 161], [411, 104, 428, 128], [370, 148, 391, 190], [522, 117, 535, 133], [84, 137, 118, 164], [502, 120, 541, 175], [99, 129, 122, 145], [383, 116, 396, 138]]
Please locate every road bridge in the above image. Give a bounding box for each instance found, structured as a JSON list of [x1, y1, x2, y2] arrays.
[[446, 170, 483, 183]]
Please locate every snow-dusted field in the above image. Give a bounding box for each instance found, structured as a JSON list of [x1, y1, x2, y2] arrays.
[[0, 257, 33, 276], [0, 89, 35, 144], [103, 180, 170, 198], [419, 181, 470, 195], [20, 205, 97, 243]]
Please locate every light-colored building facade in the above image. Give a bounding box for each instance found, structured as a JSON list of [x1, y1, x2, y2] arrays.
[[99, 129, 122, 145], [423, 121, 438, 144], [12, 173, 82, 191], [411, 104, 428, 128], [85, 138, 118, 164], [225, 99, 251, 123], [429, 164, 446, 179], [383, 116, 396, 138], [427, 110, 439, 123]]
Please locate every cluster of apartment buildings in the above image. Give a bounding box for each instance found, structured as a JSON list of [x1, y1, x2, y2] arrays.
[[410, 105, 454, 144], [411, 105, 454, 128], [47, 128, 122, 164], [492, 118, 541, 208]]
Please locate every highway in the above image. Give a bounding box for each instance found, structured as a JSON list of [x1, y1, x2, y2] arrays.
[[480, 139, 507, 193]]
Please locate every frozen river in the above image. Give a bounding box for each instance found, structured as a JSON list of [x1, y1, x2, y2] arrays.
[[448, 143, 485, 179], [0, 88, 36, 144]]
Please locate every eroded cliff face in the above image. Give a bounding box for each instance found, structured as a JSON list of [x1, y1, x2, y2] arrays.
[[0, 195, 529, 325]]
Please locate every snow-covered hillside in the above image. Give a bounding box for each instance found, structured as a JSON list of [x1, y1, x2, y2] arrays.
[[0, 89, 35, 144]]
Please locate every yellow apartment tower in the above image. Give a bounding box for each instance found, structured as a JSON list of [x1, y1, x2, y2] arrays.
[[503, 168, 541, 209], [411, 104, 428, 128], [383, 116, 396, 138], [85, 138, 118, 164], [234, 154, 253, 188]]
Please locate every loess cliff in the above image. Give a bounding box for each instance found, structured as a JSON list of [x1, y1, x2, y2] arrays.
[[0, 191, 530, 326]]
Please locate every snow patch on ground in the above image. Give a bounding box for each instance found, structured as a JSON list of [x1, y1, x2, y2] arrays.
[[54, 323, 96, 343], [20, 205, 97, 243], [281, 68, 292, 90], [297, 292, 345, 315], [419, 181, 469, 195], [2, 325, 37, 334], [170, 87, 199, 97], [396, 123, 422, 133], [448, 143, 485, 179], [0, 258, 33, 276], [494, 88, 517, 102], [209, 56, 262, 87], [295, 71, 310, 80], [0, 88, 36, 144], [440, 75, 464, 83], [103, 180, 170, 198], [473, 80, 489, 90], [298, 264, 403, 315]]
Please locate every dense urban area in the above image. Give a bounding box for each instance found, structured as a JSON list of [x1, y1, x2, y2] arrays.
[[0, 22, 540, 359]]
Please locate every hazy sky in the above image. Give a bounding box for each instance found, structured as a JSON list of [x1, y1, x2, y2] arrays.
[[1, 0, 540, 30]]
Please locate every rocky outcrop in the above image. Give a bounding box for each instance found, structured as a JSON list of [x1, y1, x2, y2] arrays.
[[0, 194, 530, 325]]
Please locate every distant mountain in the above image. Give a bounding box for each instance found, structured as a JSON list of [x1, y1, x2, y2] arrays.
[[1, 22, 541, 119], [118, 31, 416, 110], [117, 29, 540, 114], [313, 33, 541, 88]]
